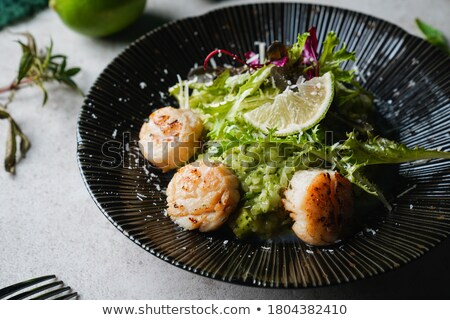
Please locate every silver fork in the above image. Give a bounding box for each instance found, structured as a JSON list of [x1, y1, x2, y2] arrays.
[[0, 275, 78, 300]]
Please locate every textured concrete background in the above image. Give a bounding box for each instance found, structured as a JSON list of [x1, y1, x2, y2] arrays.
[[1, 0, 449, 299]]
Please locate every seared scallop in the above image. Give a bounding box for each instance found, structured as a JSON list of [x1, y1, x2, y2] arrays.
[[139, 107, 203, 172], [283, 169, 353, 246], [166, 160, 240, 232]]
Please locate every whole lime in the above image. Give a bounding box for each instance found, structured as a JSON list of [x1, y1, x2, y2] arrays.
[[50, 0, 147, 37]]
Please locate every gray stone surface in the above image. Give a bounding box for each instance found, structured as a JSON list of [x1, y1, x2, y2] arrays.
[[1, 0, 449, 299]]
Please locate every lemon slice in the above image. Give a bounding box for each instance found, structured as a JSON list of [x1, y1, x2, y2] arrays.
[[244, 72, 334, 136]]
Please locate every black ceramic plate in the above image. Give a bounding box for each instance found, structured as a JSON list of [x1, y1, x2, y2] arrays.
[[77, 2, 450, 287]]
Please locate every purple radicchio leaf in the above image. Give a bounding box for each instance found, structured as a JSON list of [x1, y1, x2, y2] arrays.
[[269, 56, 288, 67], [246, 50, 288, 68], [302, 27, 320, 79], [244, 51, 262, 67]]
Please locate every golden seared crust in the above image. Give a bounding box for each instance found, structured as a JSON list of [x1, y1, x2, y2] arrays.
[[150, 113, 183, 136], [139, 107, 203, 172], [283, 170, 354, 246], [331, 172, 353, 226], [303, 172, 335, 244], [166, 160, 240, 232]]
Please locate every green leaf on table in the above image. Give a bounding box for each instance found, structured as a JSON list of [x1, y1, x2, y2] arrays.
[[13, 121, 31, 158], [0, 107, 9, 119], [0, 33, 82, 174], [0, 106, 31, 174], [17, 42, 34, 83], [37, 82, 49, 105], [20, 32, 37, 55], [42, 39, 54, 69], [65, 67, 81, 77], [416, 18, 450, 54], [59, 56, 67, 72], [4, 117, 17, 174]]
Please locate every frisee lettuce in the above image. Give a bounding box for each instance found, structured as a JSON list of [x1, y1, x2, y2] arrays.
[[318, 31, 356, 84], [335, 132, 450, 166]]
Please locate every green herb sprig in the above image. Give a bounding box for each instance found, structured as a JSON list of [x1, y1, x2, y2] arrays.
[[0, 33, 82, 174], [416, 18, 450, 55]]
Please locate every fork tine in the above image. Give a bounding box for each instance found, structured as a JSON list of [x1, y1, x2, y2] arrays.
[[31, 286, 72, 300], [8, 281, 63, 300], [0, 275, 56, 299], [55, 292, 78, 300]]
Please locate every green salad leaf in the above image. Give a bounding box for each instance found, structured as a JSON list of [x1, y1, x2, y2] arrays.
[[326, 132, 450, 210], [288, 32, 309, 65], [335, 132, 450, 166], [316, 32, 374, 135], [319, 31, 356, 84]]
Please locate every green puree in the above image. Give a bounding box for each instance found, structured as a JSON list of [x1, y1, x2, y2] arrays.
[[223, 142, 300, 238]]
